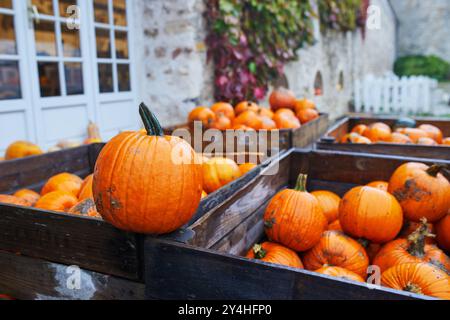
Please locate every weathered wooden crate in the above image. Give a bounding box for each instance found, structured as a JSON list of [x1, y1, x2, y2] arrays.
[[0, 144, 278, 300], [164, 113, 329, 153], [144, 149, 449, 300], [317, 114, 450, 160]]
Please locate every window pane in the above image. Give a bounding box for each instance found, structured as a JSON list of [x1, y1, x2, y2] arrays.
[[0, 14, 16, 55], [31, 0, 54, 15], [115, 30, 128, 59], [38, 62, 61, 97], [113, 0, 127, 26], [34, 20, 57, 56], [59, 0, 77, 18], [0, 0, 12, 9], [0, 60, 21, 100], [64, 62, 83, 95], [61, 23, 80, 57], [94, 0, 109, 24], [117, 64, 130, 92], [95, 28, 111, 58], [98, 63, 113, 93]]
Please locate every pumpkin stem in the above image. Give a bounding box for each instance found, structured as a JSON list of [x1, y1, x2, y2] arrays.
[[426, 164, 447, 178], [253, 244, 267, 260], [407, 218, 435, 258], [139, 102, 164, 137], [404, 282, 423, 295], [294, 174, 308, 192]]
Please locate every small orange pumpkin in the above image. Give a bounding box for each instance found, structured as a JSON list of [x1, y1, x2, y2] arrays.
[[417, 137, 438, 146], [296, 108, 319, 125], [311, 190, 341, 223], [340, 132, 361, 144], [5, 141, 43, 160], [260, 116, 277, 130], [269, 88, 296, 111], [0, 195, 30, 207], [231, 124, 255, 131], [363, 122, 392, 142], [235, 101, 259, 115], [436, 213, 450, 253], [303, 231, 369, 278], [353, 136, 372, 144], [35, 191, 79, 212], [273, 109, 301, 129], [13, 189, 40, 206], [388, 163, 450, 223], [442, 137, 450, 146], [366, 181, 389, 192], [211, 113, 232, 130], [257, 108, 275, 119], [396, 128, 428, 143], [41, 173, 83, 197], [339, 186, 403, 243], [381, 263, 450, 299], [239, 163, 257, 176], [233, 110, 263, 130], [264, 174, 327, 252], [211, 102, 235, 120], [69, 198, 102, 218], [418, 124, 443, 144], [315, 266, 365, 283], [78, 175, 94, 201], [351, 124, 369, 136], [387, 132, 413, 144], [188, 107, 216, 128], [246, 242, 304, 269], [294, 99, 316, 112], [203, 157, 241, 194]]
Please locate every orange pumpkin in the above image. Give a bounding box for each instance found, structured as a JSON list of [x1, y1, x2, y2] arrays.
[[296, 108, 319, 125], [294, 99, 316, 112], [339, 186, 403, 243], [340, 132, 361, 144], [366, 181, 389, 192], [0, 195, 30, 207], [246, 242, 304, 269], [311, 190, 341, 223], [388, 163, 450, 223], [381, 263, 450, 299], [418, 124, 443, 144], [363, 123, 392, 142], [69, 198, 101, 218], [417, 137, 438, 146], [211, 113, 232, 130], [373, 220, 450, 273], [231, 124, 255, 131], [396, 128, 428, 143], [269, 88, 296, 111], [328, 220, 342, 231], [303, 231, 369, 278], [316, 266, 365, 283], [443, 137, 450, 146], [5, 141, 43, 160], [188, 107, 216, 128], [233, 110, 263, 130], [13, 189, 40, 206], [436, 213, 450, 253], [260, 116, 277, 130], [387, 132, 413, 144], [93, 103, 203, 234], [353, 136, 372, 144], [273, 109, 301, 129], [239, 163, 257, 176], [78, 175, 94, 201], [257, 108, 275, 119], [351, 124, 369, 136], [211, 102, 235, 120], [35, 191, 79, 212], [235, 101, 259, 115], [41, 173, 83, 197], [264, 174, 327, 252], [203, 157, 241, 194]]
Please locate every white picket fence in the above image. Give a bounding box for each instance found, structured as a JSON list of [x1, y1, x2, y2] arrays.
[[354, 74, 439, 115]]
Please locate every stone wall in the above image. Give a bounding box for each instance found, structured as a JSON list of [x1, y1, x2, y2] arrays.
[[391, 0, 450, 61], [132, 0, 397, 125]]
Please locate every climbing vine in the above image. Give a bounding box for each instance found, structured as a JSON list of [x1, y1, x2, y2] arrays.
[[318, 0, 368, 33]]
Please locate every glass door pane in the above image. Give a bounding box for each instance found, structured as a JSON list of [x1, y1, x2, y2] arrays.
[[0, 13, 16, 54], [0, 0, 12, 9]]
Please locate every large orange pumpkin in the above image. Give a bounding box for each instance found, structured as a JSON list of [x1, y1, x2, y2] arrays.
[[296, 108, 319, 125], [303, 231, 369, 278], [246, 242, 304, 269], [264, 174, 327, 252], [13, 189, 40, 206], [93, 103, 203, 234], [373, 220, 450, 273], [5, 141, 43, 160], [69, 198, 101, 218], [381, 263, 450, 299], [41, 173, 83, 197], [311, 190, 341, 223], [269, 88, 296, 111], [388, 162, 450, 223], [79, 174, 94, 201], [235, 101, 259, 115], [211, 102, 235, 120], [35, 191, 79, 212], [366, 181, 389, 192], [203, 157, 241, 194], [188, 107, 216, 128], [315, 266, 365, 283], [363, 123, 392, 142], [0, 195, 30, 207], [436, 214, 450, 253], [418, 124, 443, 144], [339, 186, 403, 243]]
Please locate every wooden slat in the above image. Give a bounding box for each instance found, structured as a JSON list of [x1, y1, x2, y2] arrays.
[[292, 113, 329, 148], [0, 251, 145, 300]]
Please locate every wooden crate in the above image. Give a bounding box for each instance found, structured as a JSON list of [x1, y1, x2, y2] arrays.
[[0, 144, 279, 300], [317, 114, 450, 160], [143, 149, 448, 300], [164, 113, 329, 153]]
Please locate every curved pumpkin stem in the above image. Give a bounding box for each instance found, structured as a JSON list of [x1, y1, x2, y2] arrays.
[[139, 102, 164, 137], [404, 282, 423, 295], [426, 164, 447, 178], [253, 244, 267, 260], [407, 218, 435, 258], [294, 174, 308, 192]]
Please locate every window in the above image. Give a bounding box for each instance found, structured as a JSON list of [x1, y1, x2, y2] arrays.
[[93, 0, 131, 93], [314, 71, 323, 96], [337, 71, 344, 92]]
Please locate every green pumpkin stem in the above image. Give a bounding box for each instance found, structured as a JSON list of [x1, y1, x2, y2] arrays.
[[407, 218, 435, 258], [253, 244, 267, 260], [426, 164, 447, 178], [139, 102, 164, 137], [294, 174, 308, 192]]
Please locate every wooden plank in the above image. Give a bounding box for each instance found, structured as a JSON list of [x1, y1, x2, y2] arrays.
[[292, 113, 329, 148], [0, 251, 145, 300]]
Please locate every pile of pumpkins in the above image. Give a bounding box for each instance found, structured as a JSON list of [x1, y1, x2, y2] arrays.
[[342, 121, 450, 146], [188, 88, 320, 131], [246, 162, 450, 299], [0, 173, 101, 218]]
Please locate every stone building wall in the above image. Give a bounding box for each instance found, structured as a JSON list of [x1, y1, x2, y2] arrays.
[[131, 0, 397, 125]]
